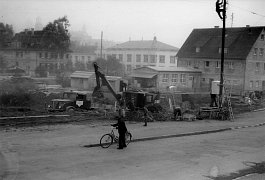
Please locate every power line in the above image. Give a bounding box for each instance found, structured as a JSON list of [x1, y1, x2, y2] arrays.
[[229, 4, 265, 18]]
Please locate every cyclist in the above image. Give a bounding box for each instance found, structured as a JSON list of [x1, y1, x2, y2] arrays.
[[112, 115, 128, 149]]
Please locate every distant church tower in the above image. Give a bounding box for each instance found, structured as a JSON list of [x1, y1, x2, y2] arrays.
[[35, 17, 43, 30]]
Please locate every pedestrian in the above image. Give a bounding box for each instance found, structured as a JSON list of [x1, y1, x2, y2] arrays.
[[112, 116, 128, 149], [210, 93, 218, 107], [143, 106, 153, 126], [173, 105, 182, 121]]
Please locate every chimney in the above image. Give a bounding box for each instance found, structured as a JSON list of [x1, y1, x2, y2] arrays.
[[214, 26, 219, 28], [153, 36, 157, 41], [246, 25, 252, 34], [31, 28, 34, 35]]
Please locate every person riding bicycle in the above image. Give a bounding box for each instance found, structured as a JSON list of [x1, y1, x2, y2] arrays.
[[112, 115, 128, 149]]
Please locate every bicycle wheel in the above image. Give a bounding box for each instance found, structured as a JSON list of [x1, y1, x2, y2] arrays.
[[100, 134, 113, 148], [125, 132, 132, 145]]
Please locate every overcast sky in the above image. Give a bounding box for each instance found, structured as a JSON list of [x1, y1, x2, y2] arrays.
[[1, 0, 265, 48]]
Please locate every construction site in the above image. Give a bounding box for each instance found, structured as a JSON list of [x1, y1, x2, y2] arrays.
[[1, 63, 264, 128]]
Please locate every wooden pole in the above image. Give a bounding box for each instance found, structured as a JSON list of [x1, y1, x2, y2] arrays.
[[219, 0, 226, 107]]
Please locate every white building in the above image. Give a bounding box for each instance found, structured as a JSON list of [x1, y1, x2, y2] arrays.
[[104, 37, 179, 74]]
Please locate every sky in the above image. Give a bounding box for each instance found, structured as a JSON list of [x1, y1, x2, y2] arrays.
[[0, 0, 265, 48]]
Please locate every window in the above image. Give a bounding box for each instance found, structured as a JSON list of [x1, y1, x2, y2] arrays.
[[66, 54, 69, 59], [136, 65, 141, 68], [144, 55, 148, 62], [111, 54, 116, 58], [187, 61, 192, 67], [219, 47, 228, 54], [196, 47, 200, 53], [254, 48, 258, 55], [256, 62, 260, 71], [180, 74, 186, 85], [45, 52, 48, 59], [159, 55, 165, 63], [256, 81, 259, 88], [39, 52, 42, 58], [162, 74, 169, 82], [205, 61, 210, 68], [150, 55, 156, 63], [194, 60, 199, 68], [216, 61, 220, 68], [172, 74, 178, 83], [75, 56, 78, 61], [170, 56, 175, 64], [228, 62, 234, 69], [136, 54, 141, 62], [259, 48, 264, 56], [126, 65, 132, 71], [118, 54, 123, 61], [127, 54, 132, 62], [82, 56, 85, 61], [250, 81, 253, 88], [87, 56, 91, 61], [261, 34, 264, 41]]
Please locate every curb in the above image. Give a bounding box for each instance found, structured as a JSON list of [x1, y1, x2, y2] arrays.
[[83, 128, 231, 148], [230, 122, 265, 130], [83, 122, 265, 148]]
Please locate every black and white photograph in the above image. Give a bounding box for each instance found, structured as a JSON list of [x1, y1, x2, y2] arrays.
[[0, 0, 265, 179]]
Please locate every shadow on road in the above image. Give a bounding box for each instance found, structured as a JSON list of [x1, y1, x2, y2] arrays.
[[205, 161, 265, 180]]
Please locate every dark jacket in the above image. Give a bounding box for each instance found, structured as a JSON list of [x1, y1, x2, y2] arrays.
[[112, 119, 127, 134]]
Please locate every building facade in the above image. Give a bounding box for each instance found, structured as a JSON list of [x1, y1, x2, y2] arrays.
[[104, 37, 179, 75], [177, 26, 265, 94], [0, 47, 71, 76], [130, 66, 201, 92]]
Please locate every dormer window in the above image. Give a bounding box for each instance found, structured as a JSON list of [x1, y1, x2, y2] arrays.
[[219, 47, 228, 54], [261, 34, 264, 41], [196, 47, 200, 53]]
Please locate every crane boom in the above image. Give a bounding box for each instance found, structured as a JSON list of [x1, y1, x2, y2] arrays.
[[92, 62, 122, 105]]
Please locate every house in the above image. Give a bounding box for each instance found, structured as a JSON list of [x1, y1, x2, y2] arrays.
[[130, 66, 201, 92], [70, 71, 123, 93], [104, 37, 179, 75], [70, 45, 97, 70], [0, 29, 71, 76], [177, 26, 265, 94]]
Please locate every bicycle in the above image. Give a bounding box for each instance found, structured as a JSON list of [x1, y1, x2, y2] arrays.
[[100, 127, 132, 148]]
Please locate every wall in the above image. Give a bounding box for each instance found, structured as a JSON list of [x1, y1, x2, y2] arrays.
[[105, 49, 178, 74], [244, 30, 265, 92], [178, 57, 245, 94]]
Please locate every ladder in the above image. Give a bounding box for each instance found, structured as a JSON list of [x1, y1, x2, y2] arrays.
[[224, 85, 234, 121]]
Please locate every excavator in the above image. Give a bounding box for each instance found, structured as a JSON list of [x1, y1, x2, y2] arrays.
[[92, 62, 161, 118]]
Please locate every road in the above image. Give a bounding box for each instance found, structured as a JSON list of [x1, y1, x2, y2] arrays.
[[1, 123, 265, 179]]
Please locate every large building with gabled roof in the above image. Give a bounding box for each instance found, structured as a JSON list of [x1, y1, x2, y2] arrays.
[[104, 37, 179, 75], [177, 26, 265, 94]]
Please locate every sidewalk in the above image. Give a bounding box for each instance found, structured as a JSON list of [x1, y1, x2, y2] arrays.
[[83, 110, 265, 148]]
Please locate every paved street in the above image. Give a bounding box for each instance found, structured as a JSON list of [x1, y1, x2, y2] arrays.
[[0, 111, 265, 180]]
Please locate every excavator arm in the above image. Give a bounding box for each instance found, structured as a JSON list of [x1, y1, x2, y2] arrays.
[[92, 62, 122, 105]]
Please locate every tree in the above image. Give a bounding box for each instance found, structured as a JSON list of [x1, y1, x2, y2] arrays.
[[0, 22, 14, 47], [35, 65, 48, 77], [41, 16, 70, 51], [94, 57, 125, 76]]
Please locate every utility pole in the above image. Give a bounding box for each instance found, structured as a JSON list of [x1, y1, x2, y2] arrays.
[[100, 31, 103, 59], [216, 0, 226, 107]]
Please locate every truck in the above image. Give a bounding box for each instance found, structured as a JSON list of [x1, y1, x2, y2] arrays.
[[47, 90, 93, 112]]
